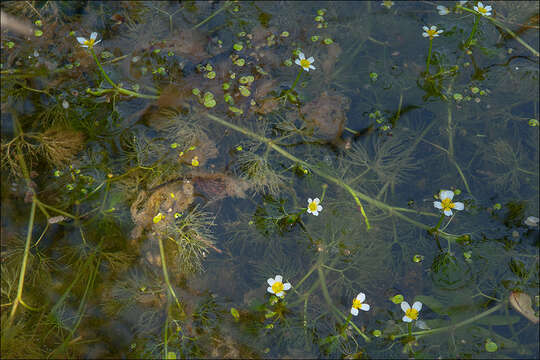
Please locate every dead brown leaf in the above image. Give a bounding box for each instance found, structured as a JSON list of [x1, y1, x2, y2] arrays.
[[509, 291, 539, 324], [301, 91, 350, 141]]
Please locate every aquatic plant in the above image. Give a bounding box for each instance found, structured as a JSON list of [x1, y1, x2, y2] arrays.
[[1, 1, 538, 358]]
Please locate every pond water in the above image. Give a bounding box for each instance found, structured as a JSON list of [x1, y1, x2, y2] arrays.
[[1, 1, 539, 358]]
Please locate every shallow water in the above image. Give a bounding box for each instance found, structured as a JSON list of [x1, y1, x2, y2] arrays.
[[1, 1, 539, 358]]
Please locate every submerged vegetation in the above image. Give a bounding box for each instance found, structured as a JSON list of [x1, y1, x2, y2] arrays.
[[1, 1, 539, 358]]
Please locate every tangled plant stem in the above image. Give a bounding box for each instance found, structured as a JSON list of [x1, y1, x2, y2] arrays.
[[391, 300, 507, 340], [88, 48, 158, 100], [457, 5, 539, 57], [205, 113, 462, 241]]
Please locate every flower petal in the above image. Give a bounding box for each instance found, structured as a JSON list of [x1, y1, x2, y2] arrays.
[[351, 307, 359, 316], [422, 32, 429, 37], [313, 198, 320, 205], [283, 282, 291, 290], [357, 293, 366, 302], [360, 303, 370, 311], [485, 5, 492, 11], [312, 210, 319, 216], [434, 201, 443, 209], [275, 275, 283, 283], [439, 190, 454, 201], [308, 198, 313, 204], [317, 205, 323, 212], [298, 52, 305, 60], [267, 286, 275, 294], [443, 209, 453, 216], [423, 26, 429, 31], [295, 59, 302, 66], [90, 32, 98, 40], [402, 315, 412, 322], [94, 39, 102, 45], [76, 37, 87, 44], [401, 301, 411, 312], [430, 25, 437, 31], [478, 2, 484, 7], [307, 56, 315, 63], [454, 202, 464, 210], [412, 301, 423, 311], [267, 278, 275, 286], [309, 64, 316, 70], [276, 291, 284, 297]]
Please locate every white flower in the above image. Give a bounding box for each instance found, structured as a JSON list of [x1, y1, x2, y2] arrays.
[[524, 216, 539, 227], [295, 52, 316, 72], [474, 2, 492, 16], [381, 0, 394, 9], [437, 5, 450, 15], [76, 32, 101, 48], [422, 25, 444, 39], [433, 190, 464, 216], [350, 292, 370, 316], [267, 275, 291, 298], [401, 301, 422, 322], [307, 198, 323, 216]]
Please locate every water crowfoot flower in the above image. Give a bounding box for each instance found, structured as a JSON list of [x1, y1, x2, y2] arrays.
[[295, 52, 316, 72], [77, 32, 101, 48], [307, 198, 323, 216], [350, 292, 370, 316], [422, 25, 443, 39], [401, 301, 422, 322], [267, 275, 291, 298], [433, 190, 464, 216], [437, 5, 450, 15], [381, 0, 394, 9], [474, 2, 492, 16]]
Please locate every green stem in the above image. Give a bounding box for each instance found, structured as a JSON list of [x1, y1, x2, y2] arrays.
[[341, 313, 353, 335], [88, 48, 158, 99], [290, 69, 303, 92], [433, 214, 445, 231], [465, 15, 480, 48], [426, 38, 433, 74], [392, 300, 506, 340], [318, 267, 370, 342], [408, 322, 412, 337], [320, 184, 328, 202], [205, 113, 461, 240], [7, 198, 36, 327], [457, 5, 539, 57], [90, 48, 116, 89], [193, 0, 231, 29], [295, 262, 319, 289], [159, 238, 183, 313]]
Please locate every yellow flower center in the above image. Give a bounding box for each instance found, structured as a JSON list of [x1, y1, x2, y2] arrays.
[[308, 201, 318, 212], [406, 308, 419, 320], [352, 298, 363, 310], [84, 39, 95, 47], [478, 7, 487, 14], [272, 281, 284, 294], [426, 29, 438, 38], [191, 156, 199, 166], [300, 59, 311, 68], [440, 197, 455, 211]]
